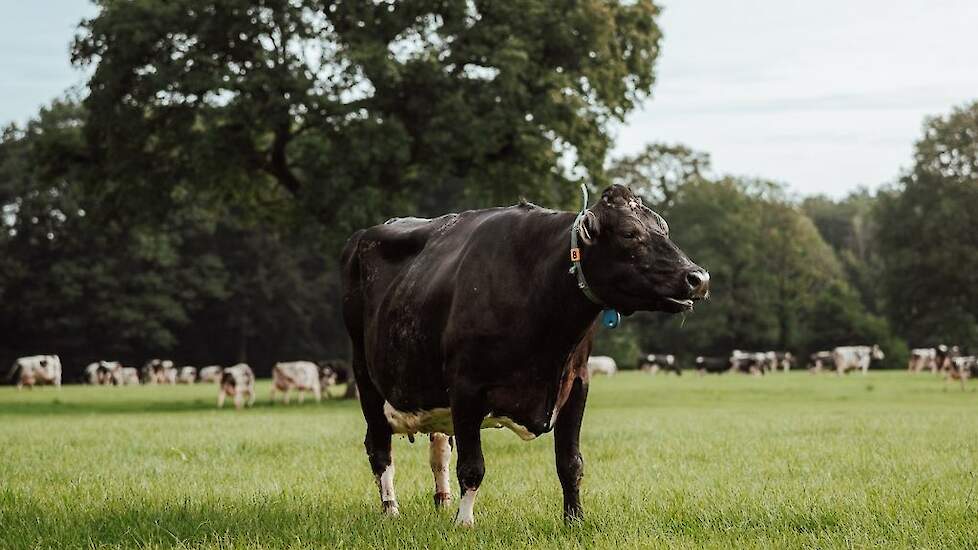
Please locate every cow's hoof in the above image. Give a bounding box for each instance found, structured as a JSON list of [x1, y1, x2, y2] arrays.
[[454, 515, 474, 528], [433, 492, 452, 508], [563, 507, 584, 524], [381, 501, 399, 516]]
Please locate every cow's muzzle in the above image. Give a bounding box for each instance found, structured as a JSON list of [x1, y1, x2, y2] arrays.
[[686, 268, 710, 300]]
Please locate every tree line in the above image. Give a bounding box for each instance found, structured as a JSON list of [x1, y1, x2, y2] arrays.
[[1, 1, 975, 376]]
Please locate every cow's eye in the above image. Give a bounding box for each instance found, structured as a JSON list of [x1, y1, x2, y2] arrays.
[[623, 231, 637, 239]]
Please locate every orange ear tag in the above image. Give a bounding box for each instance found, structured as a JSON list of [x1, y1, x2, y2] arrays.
[[570, 248, 581, 262]]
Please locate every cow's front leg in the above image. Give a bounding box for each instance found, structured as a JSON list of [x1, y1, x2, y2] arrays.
[[430, 433, 453, 508], [217, 389, 226, 408], [452, 402, 486, 527], [555, 377, 588, 522]]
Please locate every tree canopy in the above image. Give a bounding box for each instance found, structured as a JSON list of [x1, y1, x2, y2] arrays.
[[72, 0, 663, 240]]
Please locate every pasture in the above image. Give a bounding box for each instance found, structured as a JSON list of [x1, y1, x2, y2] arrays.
[[2, 372, 977, 549]]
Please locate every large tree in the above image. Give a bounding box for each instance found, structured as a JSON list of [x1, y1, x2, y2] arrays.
[[72, 0, 663, 238], [876, 101, 978, 347]]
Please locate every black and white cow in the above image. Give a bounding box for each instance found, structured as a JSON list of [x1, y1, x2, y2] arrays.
[[730, 350, 766, 375], [319, 363, 339, 395], [177, 366, 198, 384], [271, 361, 322, 403], [766, 351, 794, 373], [695, 356, 731, 375], [142, 359, 177, 384], [908, 348, 937, 373], [945, 355, 976, 389], [638, 354, 680, 375], [85, 361, 122, 385], [341, 184, 709, 524], [832, 345, 885, 375], [935, 345, 960, 373], [218, 363, 255, 410], [8, 355, 62, 389], [808, 351, 835, 373]]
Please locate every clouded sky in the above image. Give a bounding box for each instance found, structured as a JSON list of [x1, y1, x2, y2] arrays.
[[2, 1, 977, 197]]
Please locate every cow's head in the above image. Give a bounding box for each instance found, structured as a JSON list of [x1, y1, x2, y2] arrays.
[[871, 345, 885, 361], [578, 185, 709, 314]]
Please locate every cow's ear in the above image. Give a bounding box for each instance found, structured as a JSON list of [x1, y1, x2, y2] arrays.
[[577, 210, 599, 245]]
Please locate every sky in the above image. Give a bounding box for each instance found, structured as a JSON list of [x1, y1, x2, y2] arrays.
[[2, 1, 977, 198]]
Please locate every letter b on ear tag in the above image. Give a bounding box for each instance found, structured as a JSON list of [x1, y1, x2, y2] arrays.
[[601, 309, 621, 329]]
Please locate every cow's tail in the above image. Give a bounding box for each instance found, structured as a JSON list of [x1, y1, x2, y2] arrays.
[[7, 361, 21, 383]]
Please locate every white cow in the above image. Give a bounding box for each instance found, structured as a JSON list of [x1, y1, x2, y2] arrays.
[[271, 361, 322, 403], [117, 367, 140, 385], [8, 355, 62, 390], [832, 345, 884, 375], [586, 356, 617, 376], [177, 366, 198, 384], [198, 366, 222, 383], [218, 363, 255, 410]]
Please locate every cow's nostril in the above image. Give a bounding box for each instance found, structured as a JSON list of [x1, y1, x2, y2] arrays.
[[686, 269, 710, 298]]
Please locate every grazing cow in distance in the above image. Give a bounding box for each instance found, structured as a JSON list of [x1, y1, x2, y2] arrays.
[[218, 363, 255, 410], [766, 351, 794, 372], [832, 345, 884, 375], [695, 356, 731, 375], [730, 350, 765, 375], [808, 351, 835, 373], [177, 366, 197, 384], [586, 356, 618, 376], [85, 361, 121, 385], [908, 348, 937, 373], [319, 363, 339, 395], [8, 355, 62, 389], [271, 361, 322, 403], [935, 345, 960, 373], [341, 184, 709, 524], [117, 367, 140, 385], [945, 355, 977, 389], [638, 354, 680, 375], [142, 359, 176, 384], [198, 366, 222, 383]]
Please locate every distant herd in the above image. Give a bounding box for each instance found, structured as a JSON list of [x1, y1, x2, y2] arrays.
[[10, 344, 976, 403], [6, 355, 351, 408], [586, 343, 978, 387]]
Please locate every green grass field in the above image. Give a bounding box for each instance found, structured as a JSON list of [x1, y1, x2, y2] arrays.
[[2, 372, 977, 549]]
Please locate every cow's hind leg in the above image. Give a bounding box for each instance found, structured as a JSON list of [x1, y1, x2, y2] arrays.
[[430, 433, 453, 508], [452, 396, 486, 527], [357, 374, 399, 515], [555, 377, 588, 522]]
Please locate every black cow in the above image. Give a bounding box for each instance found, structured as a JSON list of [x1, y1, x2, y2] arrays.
[[341, 185, 709, 525], [695, 356, 731, 374]]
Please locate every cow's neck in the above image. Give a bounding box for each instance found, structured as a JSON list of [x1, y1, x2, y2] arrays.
[[529, 212, 604, 348]]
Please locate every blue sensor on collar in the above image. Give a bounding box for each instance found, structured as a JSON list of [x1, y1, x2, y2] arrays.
[[601, 309, 621, 329]]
